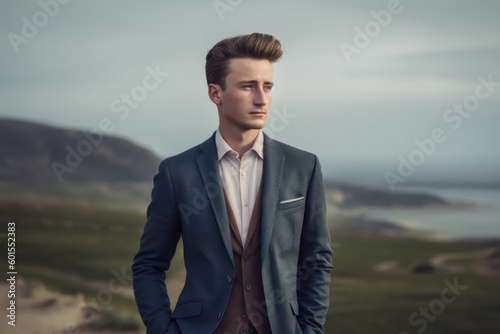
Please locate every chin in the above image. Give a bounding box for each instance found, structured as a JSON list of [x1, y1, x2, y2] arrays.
[[240, 121, 265, 130], [251, 123, 265, 130]]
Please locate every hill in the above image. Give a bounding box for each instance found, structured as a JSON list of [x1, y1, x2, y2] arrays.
[[0, 118, 161, 211], [0, 118, 451, 213], [325, 181, 449, 208], [0, 118, 160, 185]]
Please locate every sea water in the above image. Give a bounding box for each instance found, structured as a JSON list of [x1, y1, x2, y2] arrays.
[[365, 186, 500, 240]]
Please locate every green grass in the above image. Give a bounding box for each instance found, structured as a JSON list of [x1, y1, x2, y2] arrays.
[[2, 201, 146, 280], [326, 228, 500, 333], [1, 200, 499, 333]]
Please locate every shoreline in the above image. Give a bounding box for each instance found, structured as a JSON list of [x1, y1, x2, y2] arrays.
[[329, 203, 500, 243]]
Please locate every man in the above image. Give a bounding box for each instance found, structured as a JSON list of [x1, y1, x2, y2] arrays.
[[132, 33, 333, 334]]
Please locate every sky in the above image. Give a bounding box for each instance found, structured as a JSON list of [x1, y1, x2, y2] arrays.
[[1, 0, 499, 187]]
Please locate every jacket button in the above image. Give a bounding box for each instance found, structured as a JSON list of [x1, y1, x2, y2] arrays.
[[226, 275, 233, 283], [242, 254, 250, 261], [216, 312, 222, 320], [245, 283, 252, 292]]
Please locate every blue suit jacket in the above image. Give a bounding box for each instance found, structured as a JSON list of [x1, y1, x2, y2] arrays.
[[132, 132, 333, 334]]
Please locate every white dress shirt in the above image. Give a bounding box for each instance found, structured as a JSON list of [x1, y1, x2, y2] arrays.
[[215, 129, 264, 245]]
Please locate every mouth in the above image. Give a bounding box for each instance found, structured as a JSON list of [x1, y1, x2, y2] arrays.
[[250, 111, 267, 116]]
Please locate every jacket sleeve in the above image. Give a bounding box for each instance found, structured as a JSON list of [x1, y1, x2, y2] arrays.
[[297, 155, 334, 333], [132, 160, 182, 334]]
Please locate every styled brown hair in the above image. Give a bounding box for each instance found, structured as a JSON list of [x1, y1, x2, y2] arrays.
[[205, 33, 283, 90]]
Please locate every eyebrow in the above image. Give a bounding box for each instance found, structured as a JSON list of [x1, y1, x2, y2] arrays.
[[238, 80, 274, 86]]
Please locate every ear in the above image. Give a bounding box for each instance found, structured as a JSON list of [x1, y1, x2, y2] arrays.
[[208, 83, 222, 105]]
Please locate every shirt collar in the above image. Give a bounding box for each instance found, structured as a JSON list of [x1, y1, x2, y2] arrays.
[[215, 129, 264, 161]]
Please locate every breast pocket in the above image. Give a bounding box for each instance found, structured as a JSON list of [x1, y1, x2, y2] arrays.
[[278, 196, 305, 211], [275, 197, 306, 251]]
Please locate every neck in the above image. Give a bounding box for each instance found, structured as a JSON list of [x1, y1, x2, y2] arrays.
[[219, 126, 260, 158]]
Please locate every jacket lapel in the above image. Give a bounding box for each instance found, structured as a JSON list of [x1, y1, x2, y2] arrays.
[[195, 133, 285, 265], [196, 133, 234, 264], [260, 134, 285, 264]]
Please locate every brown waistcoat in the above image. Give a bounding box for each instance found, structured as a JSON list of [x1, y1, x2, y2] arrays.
[[214, 183, 272, 334]]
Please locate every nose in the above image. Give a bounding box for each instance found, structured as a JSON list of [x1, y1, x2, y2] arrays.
[[253, 87, 268, 107]]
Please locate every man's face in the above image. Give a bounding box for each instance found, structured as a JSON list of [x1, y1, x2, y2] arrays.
[[212, 58, 274, 132]]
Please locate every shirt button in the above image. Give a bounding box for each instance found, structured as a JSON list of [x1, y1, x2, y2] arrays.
[[241, 172, 246, 176], [227, 275, 233, 283], [245, 283, 252, 292], [243, 202, 248, 207]]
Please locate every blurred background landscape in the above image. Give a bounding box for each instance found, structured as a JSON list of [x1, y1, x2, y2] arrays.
[[1, 1, 499, 333]]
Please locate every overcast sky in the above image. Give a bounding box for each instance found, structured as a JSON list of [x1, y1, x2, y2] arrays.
[[1, 0, 499, 185]]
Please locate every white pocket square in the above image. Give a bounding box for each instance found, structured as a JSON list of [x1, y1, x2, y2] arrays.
[[280, 197, 305, 204]]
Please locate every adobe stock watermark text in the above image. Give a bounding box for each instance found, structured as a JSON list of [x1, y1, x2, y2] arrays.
[[340, 0, 415, 64], [384, 74, 499, 191], [7, 0, 72, 54], [51, 64, 169, 182]]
